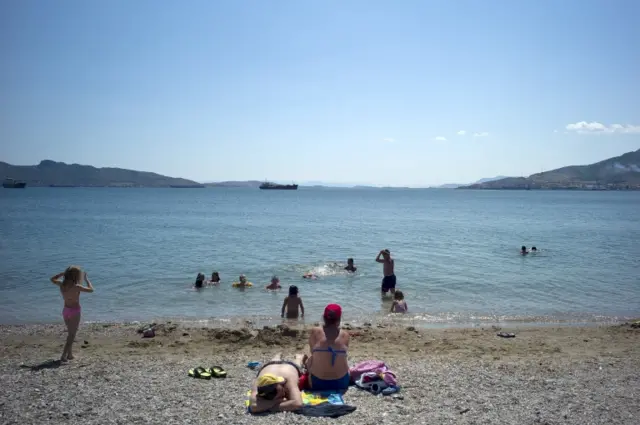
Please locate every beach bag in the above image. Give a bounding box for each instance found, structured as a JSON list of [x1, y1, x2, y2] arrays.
[[349, 360, 397, 386]]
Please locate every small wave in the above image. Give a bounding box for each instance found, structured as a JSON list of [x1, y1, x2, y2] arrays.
[[285, 262, 349, 277]]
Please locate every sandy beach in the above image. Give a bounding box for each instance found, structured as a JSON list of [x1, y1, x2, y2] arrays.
[[1, 321, 638, 424]]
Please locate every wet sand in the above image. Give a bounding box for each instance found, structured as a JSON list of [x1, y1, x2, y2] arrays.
[[1, 321, 639, 424]]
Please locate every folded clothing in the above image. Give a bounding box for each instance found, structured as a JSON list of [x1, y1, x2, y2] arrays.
[[354, 372, 400, 395]]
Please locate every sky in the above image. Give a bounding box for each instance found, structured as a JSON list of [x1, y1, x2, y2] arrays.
[[1, 0, 639, 186]]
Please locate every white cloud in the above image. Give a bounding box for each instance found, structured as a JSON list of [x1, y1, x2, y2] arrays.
[[457, 130, 466, 136], [473, 132, 489, 137], [433, 136, 447, 141], [383, 138, 395, 142], [553, 129, 558, 133], [565, 121, 640, 134]]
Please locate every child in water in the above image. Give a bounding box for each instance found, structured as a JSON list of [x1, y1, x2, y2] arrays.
[[520, 246, 529, 255], [236, 274, 251, 287], [195, 273, 206, 288], [209, 271, 221, 284], [265, 275, 281, 290], [303, 272, 318, 280], [345, 258, 357, 273], [50, 266, 94, 362], [390, 290, 408, 313], [281, 285, 304, 319]]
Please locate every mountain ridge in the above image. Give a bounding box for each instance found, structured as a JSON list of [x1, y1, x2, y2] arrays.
[[460, 148, 640, 190], [1, 160, 202, 187]]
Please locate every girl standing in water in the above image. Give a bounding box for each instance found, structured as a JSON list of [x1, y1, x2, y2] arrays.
[[50, 266, 94, 361]]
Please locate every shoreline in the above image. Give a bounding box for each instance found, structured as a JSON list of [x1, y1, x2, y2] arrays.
[[2, 319, 639, 362], [1, 309, 634, 329], [1, 321, 638, 424]]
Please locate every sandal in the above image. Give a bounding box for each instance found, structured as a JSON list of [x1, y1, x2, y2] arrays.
[[188, 366, 212, 379], [208, 365, 227, 378], [497, 332, 516, 338]]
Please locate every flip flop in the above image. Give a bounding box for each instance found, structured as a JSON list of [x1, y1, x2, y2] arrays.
[[497, 332, 516, 338], [247, 361, 260, 370], [208, 365, 227, 378], [188, 367, 212, 379]]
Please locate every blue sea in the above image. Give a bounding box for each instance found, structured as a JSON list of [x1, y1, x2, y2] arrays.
[[1, 188, 638, 327]]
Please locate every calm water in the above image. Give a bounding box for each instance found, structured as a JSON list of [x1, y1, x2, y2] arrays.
[[0, 188, 639, 326]]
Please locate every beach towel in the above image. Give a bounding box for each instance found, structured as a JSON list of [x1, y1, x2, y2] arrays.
[[245, 390, 356, 417], [349, 360, 398, 386]]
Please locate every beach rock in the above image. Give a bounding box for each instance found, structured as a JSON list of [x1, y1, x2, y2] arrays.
[[137, 323, 156, 334]]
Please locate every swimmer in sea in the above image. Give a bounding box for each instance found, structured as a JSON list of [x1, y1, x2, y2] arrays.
[[265, 275, 282, 290], [344, 258, 357, 273], [236, 274, 250, 287], [531, 246, 537, 252], [521, 246, 529, 255], [208, 271, 221, 285], [195, 273, 206, 288], [303, 272, 318, 280]]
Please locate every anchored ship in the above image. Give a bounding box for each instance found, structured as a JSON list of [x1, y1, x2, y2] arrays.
[[2, 178, 26, 188], [259, 181, 298, 190]]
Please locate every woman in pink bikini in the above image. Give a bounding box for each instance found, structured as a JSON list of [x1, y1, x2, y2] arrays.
[[50, 266, 94, 361]]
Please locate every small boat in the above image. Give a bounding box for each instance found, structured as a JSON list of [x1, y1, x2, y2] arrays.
[[2, 178, 26, 189], [259, 181, 298, 190]]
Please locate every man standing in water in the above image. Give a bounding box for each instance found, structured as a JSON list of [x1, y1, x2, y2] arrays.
[[375, 249, 396, 295]]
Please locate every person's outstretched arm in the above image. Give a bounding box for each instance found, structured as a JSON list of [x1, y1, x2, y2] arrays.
[[281, 297, 288, 317], [50, 272, 64, 286], [375, 251, 384, 263]]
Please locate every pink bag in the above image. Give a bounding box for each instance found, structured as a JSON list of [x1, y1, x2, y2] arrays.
[[349, 360, 397, 386]]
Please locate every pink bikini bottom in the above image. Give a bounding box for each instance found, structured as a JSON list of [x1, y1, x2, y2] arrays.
[[62, 306, 81, 320]]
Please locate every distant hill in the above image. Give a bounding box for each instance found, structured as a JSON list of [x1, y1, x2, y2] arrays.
[[203, 180, 262, 188], [434, 176, 512, 189], [0, 160, 203, 187], [460, 149, 640, 190], [474, 175, 511, 184]]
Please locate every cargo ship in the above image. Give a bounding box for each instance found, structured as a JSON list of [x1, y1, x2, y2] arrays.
[[259, 181, 298, 190], [2, 178, 26, 188]]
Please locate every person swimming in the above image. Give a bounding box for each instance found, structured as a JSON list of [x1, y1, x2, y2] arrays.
[[195, 273, 206, 288], [531, 246, 538, 252], [234, 274, 252, 287], [521, 246, 529, 255], [303, 272, 318, 280], [265, 275, 282, 290], [209, 271, 221, 284], [344, 258, 357, 273]]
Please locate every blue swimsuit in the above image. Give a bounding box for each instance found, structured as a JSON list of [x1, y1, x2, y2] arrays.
[[310, 346, 350, 391]]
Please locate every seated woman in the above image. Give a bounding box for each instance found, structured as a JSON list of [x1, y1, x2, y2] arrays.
[[305, 304, 350, 392]]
